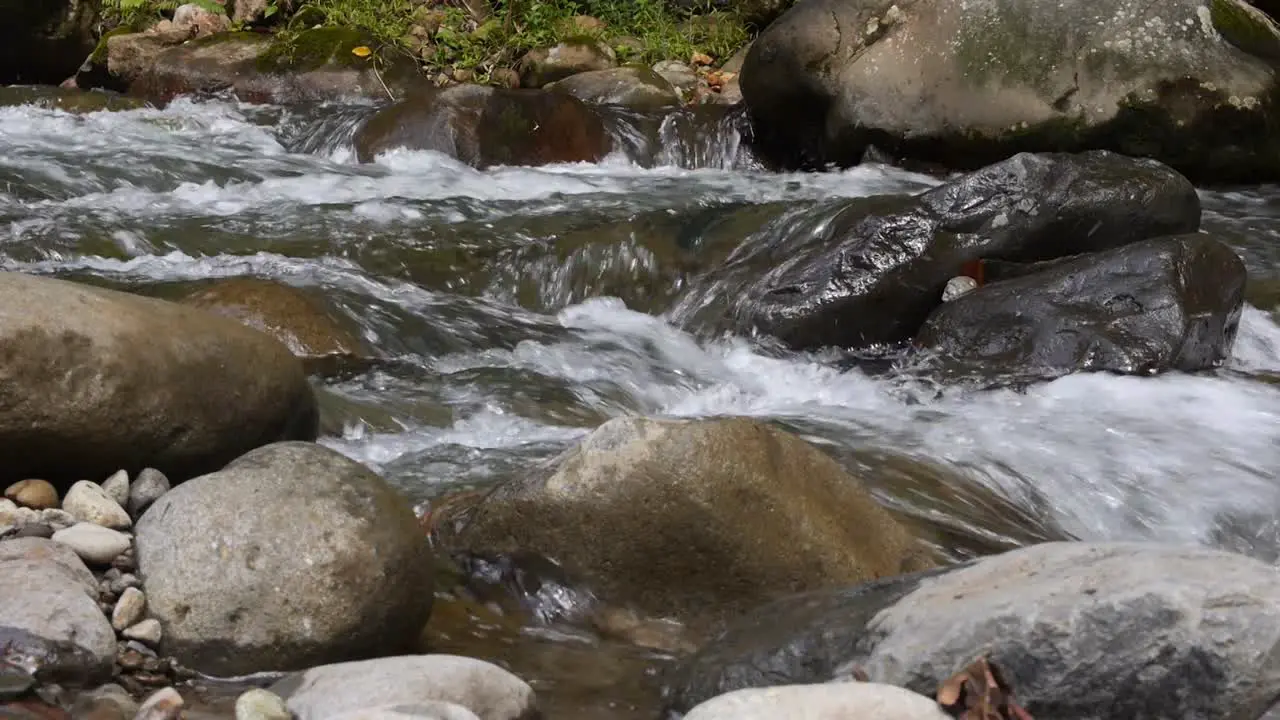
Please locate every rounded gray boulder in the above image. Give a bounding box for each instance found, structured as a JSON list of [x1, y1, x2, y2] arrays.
[[135, 442, 435, 676]]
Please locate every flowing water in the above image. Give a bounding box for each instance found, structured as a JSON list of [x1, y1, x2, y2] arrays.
[[2, 93, 1280, 717]]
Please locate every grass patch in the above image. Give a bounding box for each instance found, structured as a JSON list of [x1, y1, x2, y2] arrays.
[[99, 0, 750, 82]]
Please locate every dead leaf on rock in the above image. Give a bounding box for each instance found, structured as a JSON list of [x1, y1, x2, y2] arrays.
[[937, 655, 1034, 720]]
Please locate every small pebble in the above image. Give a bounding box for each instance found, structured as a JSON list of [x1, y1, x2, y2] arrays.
[[942, 275, 979, 302], [101, 470, 130, 508], [63, 481, 132, 530], [111, 550, 136, 572], [109, 573, 141, 595], [123, 618, 162, 646], [40, 508, 77, 530], [4, 479, 59, 510], [117, 648, 146, 672], [124, 640, 157, 658], [131, 670, 170, 687], [128, 469, 170, 519], [0, 499, 39, 527], [52, 523, 132, 566], [112, 587, 146, 632], [135, 687, 183, 720], [234, 688, 293, 720]]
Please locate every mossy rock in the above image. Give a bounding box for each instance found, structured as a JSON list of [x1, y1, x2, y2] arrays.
[[1211, 0, 1280, 61], [0, 86, 146, 113]]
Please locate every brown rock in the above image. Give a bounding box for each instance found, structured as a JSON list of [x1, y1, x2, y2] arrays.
[[176, 277, 374, 373], [548, 66, 679, 110], [5, 479, 59, 510], [0, 271, 317, 489], [449, 416, 934, 628], [518, 39, 616, 88], [355, 84, 610, 168]]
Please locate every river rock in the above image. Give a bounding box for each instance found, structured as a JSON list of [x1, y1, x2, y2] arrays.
[[177, 276, 374, 374], [670, 543, 1280, 719], [122, 619, 162, 645], [100, 470, 129, 508], [126, 469, 169, 519], [40, 509, 76, 531], [0, 499, 39, 527], [518, 40, 616, 88], [548, 66, 680, 110], [733, 151, 1200, 350], [0, 0, 95, 84], [683, 682, 950, 720], [136, 687, 183, 720], [653, 60, 699, 95], [51, 523, 131, 566], [4, 479, 59, 510], [354, 84, 610, 168], [269, 654, 536, 720], [234, 689, 292, 720], [915, 234, 1248, 382], [111, 587, 145, 632], [326, 703, 482, 720], [743, 0, 1280, 182], [0, 538, 116, 684], [62, 481, 131, 530], [70, 683, 138, 719], [134, 441, 434, 676], [449, 416, 932, 626], [0, 271, 317, 489]]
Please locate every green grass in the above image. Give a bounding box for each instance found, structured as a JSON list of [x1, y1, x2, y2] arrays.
[[99, 0, 750, 82]]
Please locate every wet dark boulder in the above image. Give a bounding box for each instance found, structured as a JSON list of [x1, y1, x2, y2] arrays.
[[0, 0, 95, 84], [665, 543, 1280, 719], [736, 151, 1199, 351], [355, 84, 611, 168], [742, 0, 1280, 182], [915, 234, 1247, 382]]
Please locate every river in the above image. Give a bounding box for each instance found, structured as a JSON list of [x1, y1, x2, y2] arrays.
[[2, 93, 1279, 717]]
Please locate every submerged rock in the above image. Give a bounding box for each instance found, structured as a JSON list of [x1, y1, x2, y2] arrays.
[[731, 151, 1199, 350], [0, 271, 317, 488], [448, 415, 933, 627], [743, 0, 1280, 182], [0, 538, 116, 684], [135, 442, 434, 676], [668, 542, 1280, 720], [269, 654, 535, 720], [915, 234, 1247, 382], [355, 84, 610, 168]]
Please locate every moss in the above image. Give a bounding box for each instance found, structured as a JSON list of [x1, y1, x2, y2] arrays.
[[89, 26, 134, 65], [255, 26, 375, 72], [1210, 0, 1280, 61]]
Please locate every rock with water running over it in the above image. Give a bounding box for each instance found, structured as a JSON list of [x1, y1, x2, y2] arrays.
[[727, 151, 1200, 351], [518, 40, 617, 88], [268, 654, 536, 720], [354, 84, 611, 169], [914, 234, 1248, 382], [547, 66, 680, 110], [682, 682, 951, 720], [665, 542, 1280, 720], [0, 270, 317, 489], [447, 415, 934, 627], [135, 441, 434, 676], [0, 538, 116, 684], [743, 0, 1280, 182], [175, 276, 376, 375]]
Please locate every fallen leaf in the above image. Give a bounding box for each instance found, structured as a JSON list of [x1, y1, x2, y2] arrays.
[[937, 656, 1034, 720], [690, 51, 713, 66], [351, 45, 372, 58]]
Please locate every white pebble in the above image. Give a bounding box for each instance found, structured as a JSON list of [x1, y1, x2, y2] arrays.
[[135, 686, 184, 720], [101, 470, 130, 507], [942, 275, 979, 302], [63, 481, 132, 530], [40, 508, 77, 530], [51, 522, 131, 566], [234, 689, 293, 720], [112, 587, 146, 631], [123, 618, 162, 645]]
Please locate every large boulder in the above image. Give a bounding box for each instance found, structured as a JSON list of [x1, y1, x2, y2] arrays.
[[446, 416, 934, 627], [0, 271, 317, 489], [268, 655, 537, 720], [719, 151, 1199, 351], [915, 234, 1248, 382], [355, 84, 611, 168], [743, 0, 1280, 182], [665, 543, 1280, 719], [0, 0, 95, 84], [134, 442, 435, 676], [0, 538, 116, 685]]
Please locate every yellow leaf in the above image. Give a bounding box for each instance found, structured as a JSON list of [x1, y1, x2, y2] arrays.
[[351, 46, 372, 58]]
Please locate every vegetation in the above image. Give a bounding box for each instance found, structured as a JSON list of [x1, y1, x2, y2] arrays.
[[99, 0, 751, 82]]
